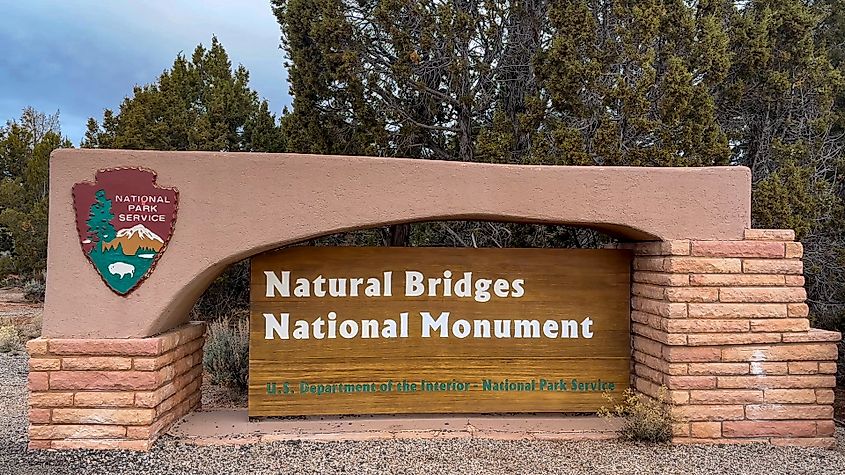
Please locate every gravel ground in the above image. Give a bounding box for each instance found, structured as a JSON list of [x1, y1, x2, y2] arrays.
[[3, 353, 845, 475]]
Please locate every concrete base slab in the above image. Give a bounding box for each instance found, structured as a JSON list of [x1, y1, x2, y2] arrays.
[[167, 410, 621, 446]]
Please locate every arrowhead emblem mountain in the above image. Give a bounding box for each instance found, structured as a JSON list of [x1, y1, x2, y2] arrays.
[[102, 224, 165, 255]]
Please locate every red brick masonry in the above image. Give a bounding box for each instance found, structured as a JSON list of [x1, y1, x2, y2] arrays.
[[620, 230, 841, 447], [26, 322, 205, 450]]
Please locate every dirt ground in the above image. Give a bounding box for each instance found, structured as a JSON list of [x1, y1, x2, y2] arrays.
[[201, 375, 247, 408], [0, 288, 41, 327]]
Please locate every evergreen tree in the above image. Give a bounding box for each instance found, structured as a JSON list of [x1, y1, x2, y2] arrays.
[[719, 1, 845, 336], [273, 0, 733, 246], [0, 108, 71, 275], [83, 37, 285, 152], [533, 0, 731, 166], [820, 0, 845, 67]]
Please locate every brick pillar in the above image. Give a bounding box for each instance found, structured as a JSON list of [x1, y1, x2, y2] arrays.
[[26, 322, 205, 450], [625, 229, 840, 447]]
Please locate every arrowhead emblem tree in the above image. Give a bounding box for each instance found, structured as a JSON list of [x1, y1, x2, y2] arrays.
[[86, 190, 116, 250]]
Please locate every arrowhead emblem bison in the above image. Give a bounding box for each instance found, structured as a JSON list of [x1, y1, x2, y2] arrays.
[[73, 168, 178, 295]]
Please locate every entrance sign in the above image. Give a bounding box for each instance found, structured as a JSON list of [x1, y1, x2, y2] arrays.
[[73, 168, 178, 295], [249, 247, 631, 416], [32, 151, 834, 449]]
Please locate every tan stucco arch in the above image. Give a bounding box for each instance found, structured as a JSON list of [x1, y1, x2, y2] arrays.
[[43, 149, 750, 338]]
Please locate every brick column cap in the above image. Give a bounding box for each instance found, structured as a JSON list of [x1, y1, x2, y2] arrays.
[[782, 328, 841, 343], [27, 321, 206, 357], [744, 229, 796, 241]]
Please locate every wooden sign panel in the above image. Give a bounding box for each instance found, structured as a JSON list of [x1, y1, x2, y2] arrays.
[[249, 247, 631, 416]]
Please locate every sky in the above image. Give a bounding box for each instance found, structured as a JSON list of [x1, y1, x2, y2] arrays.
[[0, 0, 292, 145]]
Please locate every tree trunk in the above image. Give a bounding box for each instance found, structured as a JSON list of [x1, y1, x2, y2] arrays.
[[387, 223, 411, 246]]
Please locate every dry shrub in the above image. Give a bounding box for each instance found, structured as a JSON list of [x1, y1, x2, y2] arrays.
[[23, 275, 46, 303], [191, 260, 249, 320], [0, 326, 22, 353], [203, 317, 249, 393], [0, 274, 25, 288], [598, 387, 675, 443], [16, 314, 42, 342]]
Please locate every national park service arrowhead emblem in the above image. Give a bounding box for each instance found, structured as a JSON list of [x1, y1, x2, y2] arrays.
[[73, 168, 178, 295]]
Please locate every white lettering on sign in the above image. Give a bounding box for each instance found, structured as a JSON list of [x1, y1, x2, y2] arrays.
[[264, 270, 524, 303], [113, 194, 171, 223], [114, 194, 171, 203], [118, 214, 166, 222], [260, 268, 594, 342], [262, 311, 594, 341]]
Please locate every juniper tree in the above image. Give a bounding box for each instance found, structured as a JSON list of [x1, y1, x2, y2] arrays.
[[83, 37, 285, 153], [0, 108, 70, 275], [719, 1, 845, 334], [533, 0, 731, 166]]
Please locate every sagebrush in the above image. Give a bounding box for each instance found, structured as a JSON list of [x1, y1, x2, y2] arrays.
[[598, 387, 675, 443], [23, 274, 45, 303], [0, 325, 22, 353], [16, 314, 41, 342], [203, 317, 249, 392]]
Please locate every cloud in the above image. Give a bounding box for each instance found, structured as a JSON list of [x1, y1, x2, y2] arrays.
[[0, 0, 291, 145]]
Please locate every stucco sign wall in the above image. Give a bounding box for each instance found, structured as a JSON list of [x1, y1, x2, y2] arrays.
[[43, 150, 752, 339]]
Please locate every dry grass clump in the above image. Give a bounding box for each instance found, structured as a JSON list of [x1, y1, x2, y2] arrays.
[[0, 325, 22, 353], [16, 314, 41, 342], [598, 387, 675, 443]]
